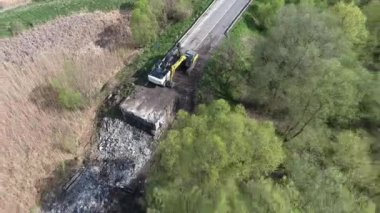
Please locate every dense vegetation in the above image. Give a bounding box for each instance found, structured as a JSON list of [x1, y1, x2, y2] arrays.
[[130, 0, 203, 46], [147, 0, 380, 212]]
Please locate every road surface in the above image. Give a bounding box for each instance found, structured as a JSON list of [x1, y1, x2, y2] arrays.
[[181, 0, 251, 51]]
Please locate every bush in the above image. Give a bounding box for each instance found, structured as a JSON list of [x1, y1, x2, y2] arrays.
[[9, 21, 25, 36], [56, 87, 85, 110], [51, 78, 86, 110], [130, 0, 159, 46], [167, 0, 193, 21], [130, 0, 195, 46], [49, 60, 90, 110]]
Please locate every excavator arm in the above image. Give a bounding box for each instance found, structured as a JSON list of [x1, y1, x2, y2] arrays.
[[170, 55, 187, 81]]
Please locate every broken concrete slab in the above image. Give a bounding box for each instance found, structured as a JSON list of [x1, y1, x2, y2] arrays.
[[119, 86, 178, 137]]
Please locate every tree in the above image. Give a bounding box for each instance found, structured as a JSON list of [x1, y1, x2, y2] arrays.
[[131, 0, 159, 46], [201, 38, 252, 102], [285, 153, 376, 213], [331, 131, 377, 189], [362, 0, 380, 71], [360, 73, 380, 126], [331, 2, 369, 45], [147, 100, 285, 212], [247, 5, 364, 139], [253, 0, 285, 27], [242, 179, 300, 213], [285, 124, 379, 209]]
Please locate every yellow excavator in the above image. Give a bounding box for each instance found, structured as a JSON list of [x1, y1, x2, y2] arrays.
[[148, 44, 199, 88]]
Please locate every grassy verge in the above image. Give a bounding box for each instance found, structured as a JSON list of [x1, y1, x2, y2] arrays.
[[0, 0, 128, 37]]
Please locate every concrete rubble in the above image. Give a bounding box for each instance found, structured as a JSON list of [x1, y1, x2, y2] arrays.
[[46, 118, 155, 212], [120, 86, 177, 138]]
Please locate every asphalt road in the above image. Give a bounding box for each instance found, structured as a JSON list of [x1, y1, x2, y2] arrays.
[[181, 0, 251, 52]]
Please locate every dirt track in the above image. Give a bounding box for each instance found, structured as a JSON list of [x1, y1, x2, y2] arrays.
[[0, 10, 136, 212]]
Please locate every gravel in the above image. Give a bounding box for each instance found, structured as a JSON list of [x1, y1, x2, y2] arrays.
[[46, 117, 154, 212]]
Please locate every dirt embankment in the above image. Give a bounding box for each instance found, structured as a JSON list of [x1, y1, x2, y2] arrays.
[[0, 11, 137, 212]]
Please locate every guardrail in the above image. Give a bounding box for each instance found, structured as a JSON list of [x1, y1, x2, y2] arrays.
[[225, 0, 252, 36]]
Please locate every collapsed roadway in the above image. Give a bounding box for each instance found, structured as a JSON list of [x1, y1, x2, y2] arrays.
[[47, 0, 252, 212]]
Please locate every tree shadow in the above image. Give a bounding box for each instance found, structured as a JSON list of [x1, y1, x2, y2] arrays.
[[119, 2, 135, 13], [29, 84, 63, 112], [242, 6, 265, 32]]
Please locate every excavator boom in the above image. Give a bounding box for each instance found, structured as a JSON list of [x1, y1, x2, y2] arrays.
[[170, 55, 187, 81]]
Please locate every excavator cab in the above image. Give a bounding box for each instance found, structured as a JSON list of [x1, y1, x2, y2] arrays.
[[183, 50, 198, 75]]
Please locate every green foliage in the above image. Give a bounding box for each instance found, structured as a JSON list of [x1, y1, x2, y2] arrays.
[[55, 87, 85, 110], [200, 16, 257, 103], [360, 73, 380, 126], [287, 127, 378, 190], [285, 126, 378, 212], [205, 5, 366, 136], [147, 100, 284, 212], [362, 0, 380, 71], [286, 153, 376, 213], [0, 0, 128, 37], [193, 2, 379, 213], [331, 2, 369, 45], [242, 5, 367, 138], [243, 179, 300, 213], [131, 0, 159, 47], [50, 64, 87, 110], [253, 0, 285, 27], [201, 38, 252, 102], [9, 20, 25, 36], [130, 0, 199, 46], [51, 78, 85, 110]]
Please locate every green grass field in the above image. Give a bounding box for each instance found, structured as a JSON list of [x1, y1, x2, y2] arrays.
[[0, 0, 129, 37]]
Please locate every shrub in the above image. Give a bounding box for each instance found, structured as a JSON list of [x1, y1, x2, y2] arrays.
[[130, 0, 160, 46], [167, 0, 192, 21], [9, 21, 25, 36], [51, 78, 86, 110], [120, 0, 135, 10], [56, 87, 85, 110]]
